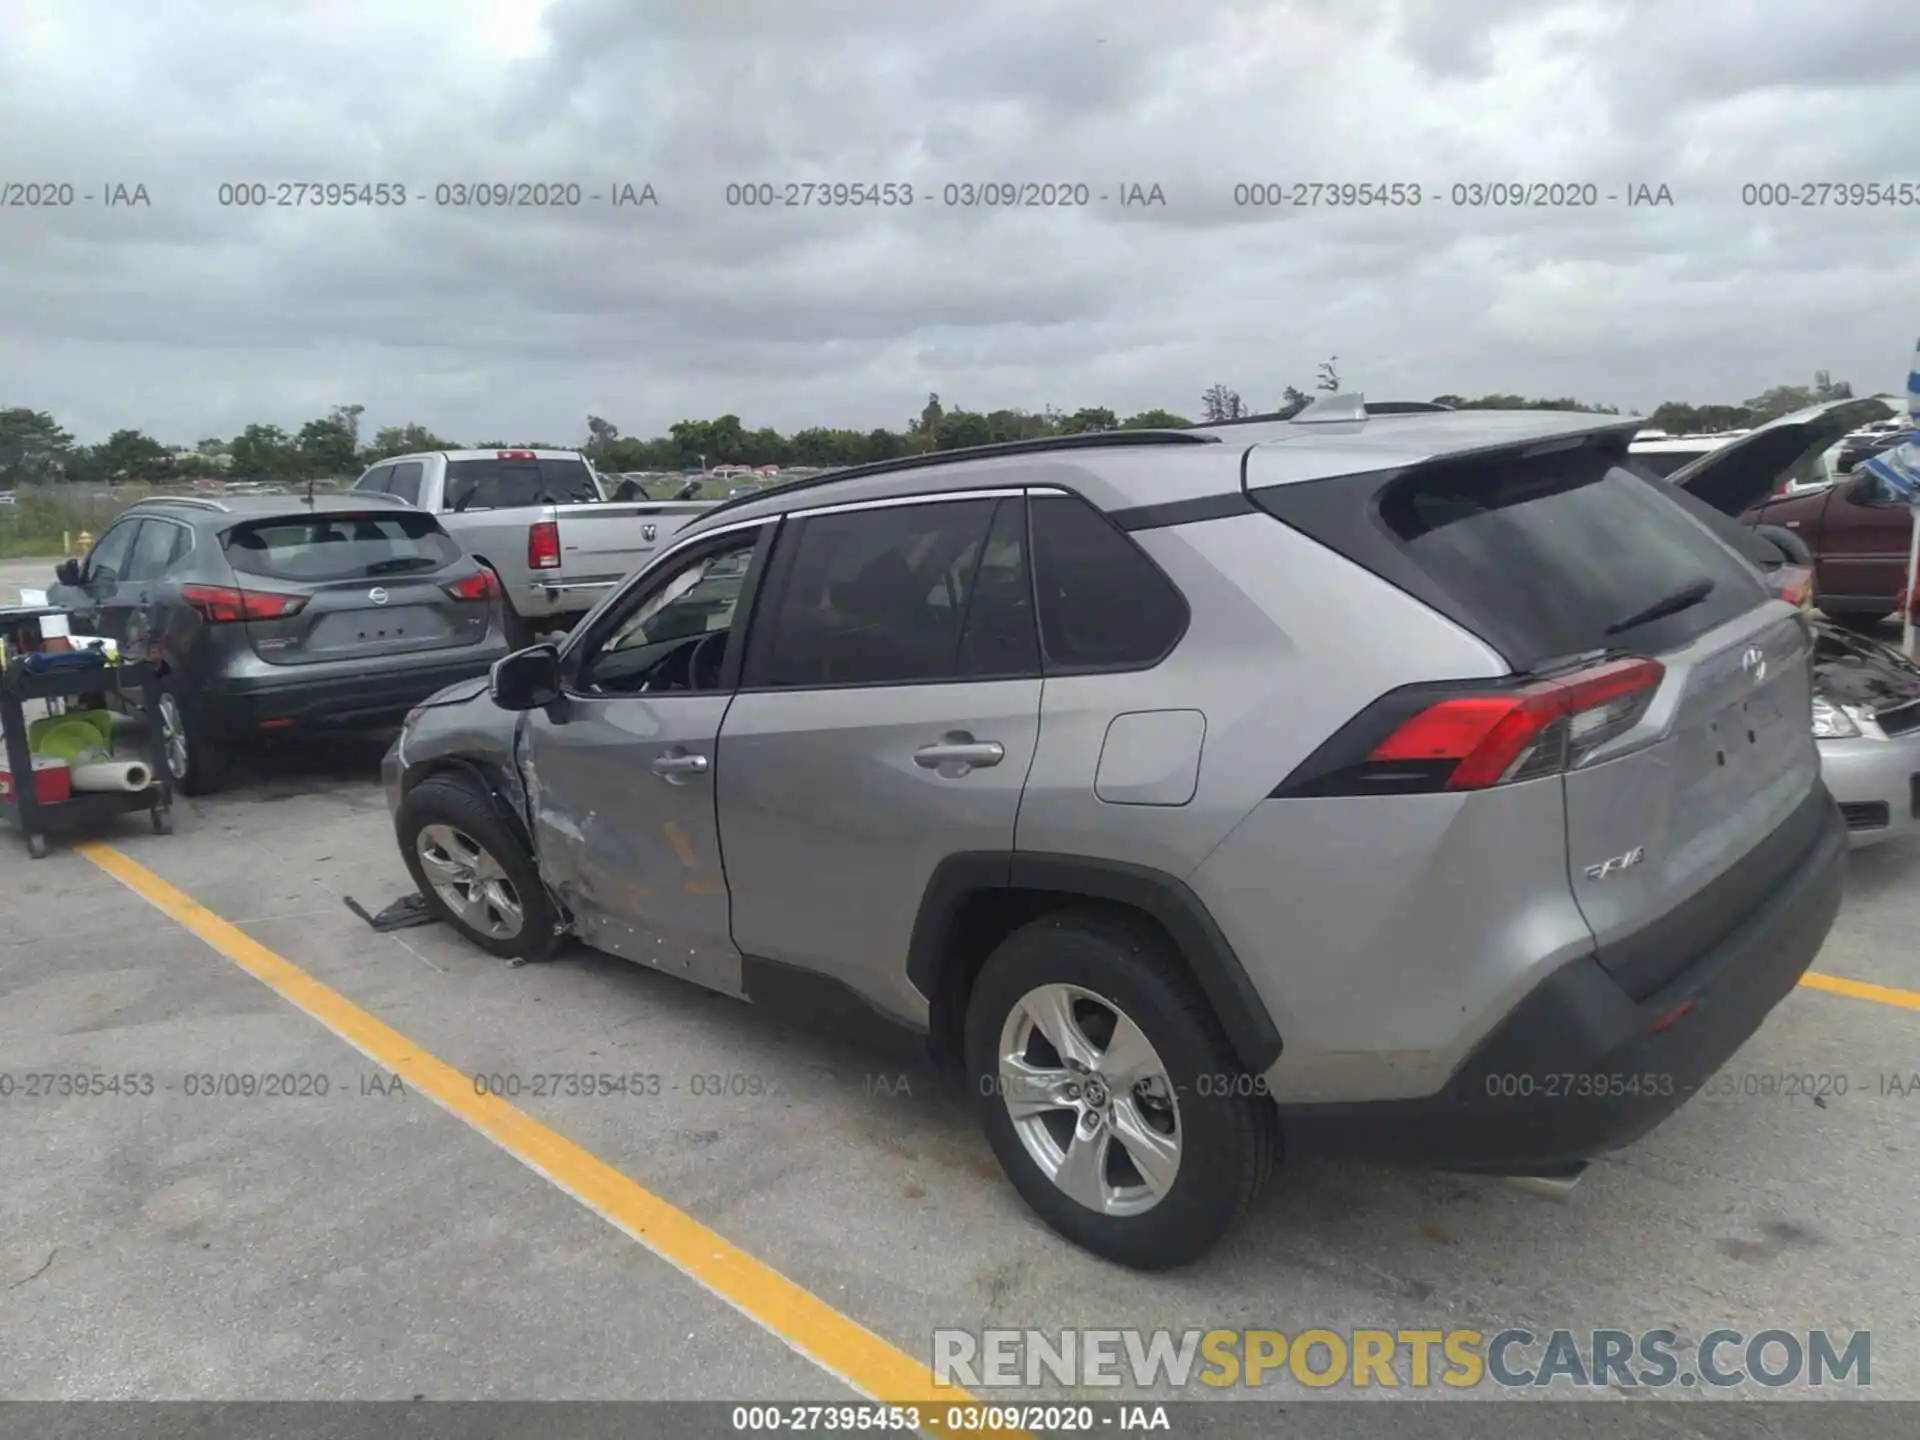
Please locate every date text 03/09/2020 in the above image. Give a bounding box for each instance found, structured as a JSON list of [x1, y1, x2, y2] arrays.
[[1228, 181, 1675, 208]]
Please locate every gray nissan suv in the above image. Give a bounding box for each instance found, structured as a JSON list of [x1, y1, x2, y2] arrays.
[[383, 398, 1846, 1269]]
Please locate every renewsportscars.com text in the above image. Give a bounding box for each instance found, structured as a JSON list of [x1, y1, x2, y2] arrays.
[[933, 1327, 1871, 1391]]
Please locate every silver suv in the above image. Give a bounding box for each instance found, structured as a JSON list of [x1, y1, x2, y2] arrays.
[[383, 400, 1846, 1269]]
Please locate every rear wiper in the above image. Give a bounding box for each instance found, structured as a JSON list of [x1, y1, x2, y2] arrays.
[[364, 557, 435, 575], [1604, 576, 1716, 636]]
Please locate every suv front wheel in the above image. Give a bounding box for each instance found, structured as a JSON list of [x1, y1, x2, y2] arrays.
[[964, 909, 1275, 1269]]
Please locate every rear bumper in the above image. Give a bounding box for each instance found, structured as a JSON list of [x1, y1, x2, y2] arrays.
[[1277, 786, 1847, 1173], [1819, 732, 1920, 848], [199, 651, 506, 737]]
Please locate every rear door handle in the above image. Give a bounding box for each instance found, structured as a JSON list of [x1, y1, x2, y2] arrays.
[[914, 735, 1005, 772], [650, 749, 709, 783]]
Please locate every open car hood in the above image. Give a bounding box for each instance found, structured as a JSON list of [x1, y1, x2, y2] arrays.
[[1811, 615, 1920, 711], [1666, 396, 1899, 515]]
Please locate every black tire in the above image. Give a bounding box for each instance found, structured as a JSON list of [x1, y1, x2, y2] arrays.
[[154, 676, 227, 796], [27, 834, 49, 860], [964, 908, 1276, 1270], [397, 773, 557, 961], [492, 572, 538, 651], [1753, 524, 1811, 566]]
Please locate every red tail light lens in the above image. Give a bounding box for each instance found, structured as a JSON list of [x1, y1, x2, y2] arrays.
[[441, 569, 499, 602], [180, 583, 308, 623], [1367, 657, 1665, 791], [528, 520, 561, 571], [1277, 656, 1667, 798], [498, 450, 537, 460]]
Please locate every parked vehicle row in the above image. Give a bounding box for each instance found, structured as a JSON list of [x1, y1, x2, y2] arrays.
[[347, 449, 714, 647], [46, 495, 513, 793], [384, 401, 1850, 1270]]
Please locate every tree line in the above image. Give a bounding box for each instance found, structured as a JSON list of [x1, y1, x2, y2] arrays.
[[0, 370, 1866, 489]]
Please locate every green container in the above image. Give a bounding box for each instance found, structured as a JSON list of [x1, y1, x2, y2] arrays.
[[28, 709, 114, 762]]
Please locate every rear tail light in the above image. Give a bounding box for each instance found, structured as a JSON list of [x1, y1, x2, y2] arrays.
[[179, 583, 308, 623], [528, 520, 561, 571], [498, 450, 537, 460], [1277, 656, 1666, 797], [1772, 565, 1814, 609], [441, 569, 499, 602]]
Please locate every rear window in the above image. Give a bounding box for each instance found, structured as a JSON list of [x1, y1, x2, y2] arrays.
[[444, 457, 599, 511], [1376, 449, 1766, 665], [225, 512, 462, 581]]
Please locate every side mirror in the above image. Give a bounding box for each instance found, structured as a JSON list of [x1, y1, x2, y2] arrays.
[[54, 558, 82, 586], [489, 643, 562, 711]]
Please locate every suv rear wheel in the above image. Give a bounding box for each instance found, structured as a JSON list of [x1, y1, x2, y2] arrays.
[[964, 909, 1275, 1269], [155, 678, 226, 796], [398, 773, 556, 961]]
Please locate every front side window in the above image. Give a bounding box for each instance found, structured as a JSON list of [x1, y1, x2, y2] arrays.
[[84, 521, 141, 585], [748, 498, 1002, 688], [576, 533, 760, 696], [124, 519, 190, 582]]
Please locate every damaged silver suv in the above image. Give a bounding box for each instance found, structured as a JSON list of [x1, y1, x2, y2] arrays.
[[383, 399, 1846, 1269]]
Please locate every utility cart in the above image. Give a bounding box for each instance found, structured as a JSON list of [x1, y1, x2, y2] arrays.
[[0, 606, 173, 859]]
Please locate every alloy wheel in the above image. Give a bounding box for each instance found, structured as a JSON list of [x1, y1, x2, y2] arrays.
[[997, 983, 1182, 1217], [156, 694, 190, 781], [414, 823, 525, 940]]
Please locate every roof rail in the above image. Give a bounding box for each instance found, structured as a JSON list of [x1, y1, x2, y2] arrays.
[[692, 428, 1221, 524], [135, 494, 230, 512]]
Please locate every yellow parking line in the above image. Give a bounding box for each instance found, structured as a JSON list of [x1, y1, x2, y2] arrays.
[[78, 842, 1023, 1437], [1801, 970, 1920, 1013]]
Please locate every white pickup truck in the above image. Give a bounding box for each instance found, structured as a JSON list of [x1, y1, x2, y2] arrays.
[[348, 449, 713, 645]]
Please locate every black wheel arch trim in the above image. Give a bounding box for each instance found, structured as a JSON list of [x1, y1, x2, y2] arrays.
[[907, 850, 1283, 1074]]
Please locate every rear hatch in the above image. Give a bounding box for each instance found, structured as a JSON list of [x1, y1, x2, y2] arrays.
[[221, 510, 490, 666], [1661, 396, 1898, 514], [1250, 427, 1826, 1000]]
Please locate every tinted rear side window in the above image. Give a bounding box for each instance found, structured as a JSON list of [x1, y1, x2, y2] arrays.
[[748, 498, 999, 688], [444, 458, 599, 511], [226, 512, 462, 582], [1375, 450, 1766, 665], [1029, 493, 1188, 671]]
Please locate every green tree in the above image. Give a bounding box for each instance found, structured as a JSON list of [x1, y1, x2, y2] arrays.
[[1277, 385, 1312, 416], [913, 393, 944, 435], [229, 423, 297, 480], [93, 428, 173, 484], [1315, 357, 1341, 392], [0, 408, 77, 485], [296, 411, 359, 477], [1056, 406, 1119, 435], [1200, 385, 1245, 423], [366, 423, 460, 460], [932, 410, 993, 450], [1120, 408, 1193, 429]]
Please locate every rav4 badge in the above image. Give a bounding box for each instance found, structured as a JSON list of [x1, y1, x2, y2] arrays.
[[1585, 846, 1646, 881]]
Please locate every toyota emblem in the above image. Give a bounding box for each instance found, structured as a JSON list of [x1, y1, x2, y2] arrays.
[[643, 523, 658, 543], [368, 587, 390, 605], [1741, 645, 1766, 682]]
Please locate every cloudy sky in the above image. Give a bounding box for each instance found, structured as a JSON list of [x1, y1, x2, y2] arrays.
[[4, 0, 1918, 446]]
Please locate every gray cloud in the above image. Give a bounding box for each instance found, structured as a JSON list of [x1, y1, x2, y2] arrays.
[[2, 0, 1918, 447]]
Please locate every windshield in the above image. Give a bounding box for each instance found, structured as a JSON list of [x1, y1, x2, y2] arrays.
[[444, 457, 601, 511]]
